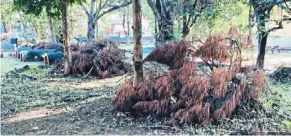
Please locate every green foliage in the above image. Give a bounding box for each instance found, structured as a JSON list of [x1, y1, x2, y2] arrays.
[[195, 1, 249, 34], [1, 0, 14, 22], [281, 120, 291, 130], [13, 0, 86, 18]]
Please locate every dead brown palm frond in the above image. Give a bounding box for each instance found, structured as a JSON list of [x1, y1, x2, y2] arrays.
[[112, 79, 135, 111], [196, 35, 229, 62], [246, 70, 265, 99], [211, 68, 232, 98], [143, 40, 189, 69]]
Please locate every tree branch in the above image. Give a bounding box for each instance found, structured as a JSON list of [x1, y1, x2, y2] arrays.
[[185, 0, 198, 27], [252, 0, 291, 12], [146, 0, 172, 25], [172, 0, 184, 22], [95, 0, 109, 18], [81, 3, 90, 16], [146, 0, 162, 21], [267, 17, 291, 33], [94, 0, 132, 24]]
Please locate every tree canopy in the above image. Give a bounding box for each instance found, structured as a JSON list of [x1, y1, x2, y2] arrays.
[[13, 0, 86, 18]]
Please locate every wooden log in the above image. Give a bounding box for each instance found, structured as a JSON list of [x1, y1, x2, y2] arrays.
[[42, 52, 64, 65]]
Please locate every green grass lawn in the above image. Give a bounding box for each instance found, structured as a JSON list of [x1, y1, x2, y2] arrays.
[[0, 53, 42, 76], [0, 57, 18, 76]]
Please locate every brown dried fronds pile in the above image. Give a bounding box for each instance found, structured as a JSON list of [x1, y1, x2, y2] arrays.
[[69, 40, 129, 78], [113, 27, 265, 126], [113, 63, 263, 125]]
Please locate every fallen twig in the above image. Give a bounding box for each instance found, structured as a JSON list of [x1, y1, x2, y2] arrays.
[[83, 66, 94, 78]]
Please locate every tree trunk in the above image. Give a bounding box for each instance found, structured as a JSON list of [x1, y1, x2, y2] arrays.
[[256, 13, 267, 69], [154, 17, 158, 47], [182, 6, 190, 38], [49, 18, 57, 43], [122, 13, 130, 45], [62, 0, 72, 74], [157, 21, 174, 44], [70, 18, 74, 40], [248, 3, 252, 44], [127, 12, 131, 44], [132, 0, 143, 88], [182, 21, 190, 38], [154, 0, 174, 45], [3, 22, 8, 33], [19, 14, 29, 41], [87, 15, 96, 41], [257, 32, 268, 69]]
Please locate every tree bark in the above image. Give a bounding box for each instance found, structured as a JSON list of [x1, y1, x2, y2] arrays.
[[256, 13, 267, 69], [157, 21, 174, 44], [147, 0, 174, 45], [49, 18, 57, 43], [257, 32, 268, 69], [132, 0, 143, 88], [62, 0, 72, 74], [87, 15, 96, 41], [182, 7, 189, 38]]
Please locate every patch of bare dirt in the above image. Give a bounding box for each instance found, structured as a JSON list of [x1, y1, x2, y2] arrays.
[[1, 108, 68, 124]]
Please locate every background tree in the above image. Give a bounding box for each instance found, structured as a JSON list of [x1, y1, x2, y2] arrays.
[[1, 0, 14, 33], [146, 0, 183, 44], [67, 4, 86, 40], [132, 0, 143, 88], [185, 0, 249, 46], [180, 0, 213, 37], [250, 0, 291, 68], [121, 6, 131, 45], [146, 0, 214, 44], [80, 0, 132, 41]]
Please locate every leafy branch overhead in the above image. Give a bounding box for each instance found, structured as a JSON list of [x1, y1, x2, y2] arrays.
[[13, 0, 86, 18]]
